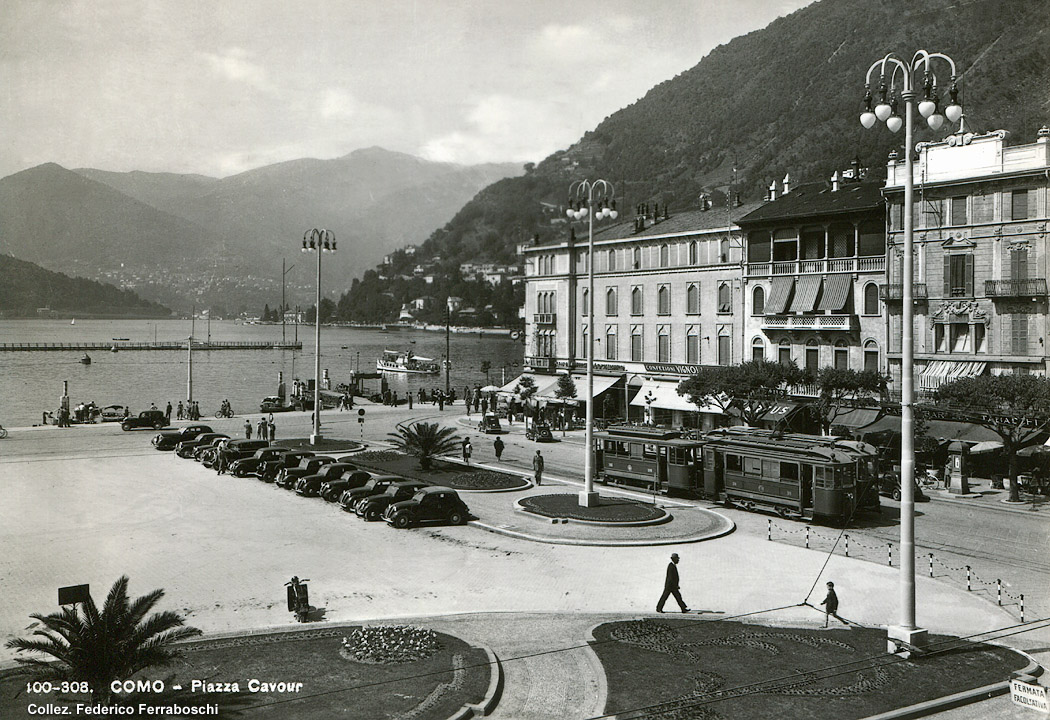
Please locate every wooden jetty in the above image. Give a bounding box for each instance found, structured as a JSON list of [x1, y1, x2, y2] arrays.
[[0, 340, 303, 352]]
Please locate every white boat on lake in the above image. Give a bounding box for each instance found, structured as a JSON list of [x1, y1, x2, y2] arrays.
[[376, 349, 440, 375]]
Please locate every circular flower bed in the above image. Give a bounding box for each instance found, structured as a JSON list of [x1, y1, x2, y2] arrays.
[[340, 625, 442, 665], [446, 469, 528, 490], [350, 450, 405, 463]]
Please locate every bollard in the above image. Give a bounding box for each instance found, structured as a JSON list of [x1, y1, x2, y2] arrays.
[[805, 526, 810, 550], [929, 553, 934, 578], [966, 566, 971, 591], [844, 534, 849, 557], [997, 579, 1002, 606], [1021, 594, 1025, 622], [888, 544, 893, 566], [768, 518, 772, 542]]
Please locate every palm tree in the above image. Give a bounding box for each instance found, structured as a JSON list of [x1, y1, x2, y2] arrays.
[[389, 421, 461, 470], [5, 576, 201, 705]]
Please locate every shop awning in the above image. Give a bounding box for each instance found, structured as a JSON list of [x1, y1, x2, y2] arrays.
[[497, 373, 562, 398], [828, 407, 883, 430], [760, 400, 803, 423], [816, 275, 852, 311], [630, 380, 724, 414], [789, 275, 822, 313], [766, 277, 794, 314], [540, 373, 621, 402], [918, 361, 987, 391], [924, 419, 1000, 444]]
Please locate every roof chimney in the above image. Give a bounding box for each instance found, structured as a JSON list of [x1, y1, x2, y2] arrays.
[[768, 181, 777, 201], [831, 171, 840, 192], [782, 173, 790, 195]]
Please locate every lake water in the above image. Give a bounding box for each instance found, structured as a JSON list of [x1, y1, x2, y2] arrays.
[[0, 319, 525, 427]]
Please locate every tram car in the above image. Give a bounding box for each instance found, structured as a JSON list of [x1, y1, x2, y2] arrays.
[[593, 425, 879, 525]]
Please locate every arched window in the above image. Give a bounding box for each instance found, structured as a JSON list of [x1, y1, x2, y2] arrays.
[[720, 238, 730, 263], [605, 326, 617, 360], [581, 288, 589, 315], [659, 244, 670, 267], [631, 326, 643, 361], [751, 336, 765, 362], [631, 286, 643, 315], [805, 338, 819, 373], [686, 284, 700, 314], [657, 285, 670, 315], [657, 326, 670, 362], [717, 283, 732, 313], [864, 340, 880, 372], [778, 338, 792, 366], [863, 282, 879, 315], [686, 326, 700, 363], [605, 288, 618, 316], [834, 340, 849, 370], [689, 241, 698, 265], [752, 286, 765, 315], [607, 249, 617, 271], [633, 247, 642, 269], [581, 326, 588, 359]]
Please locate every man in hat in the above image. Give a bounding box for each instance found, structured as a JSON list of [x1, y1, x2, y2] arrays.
[[657, 553, 690, 613]]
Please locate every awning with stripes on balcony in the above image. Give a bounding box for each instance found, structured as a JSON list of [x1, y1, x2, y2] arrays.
[[816, 275, 852, 312], [918, 361, 987, 391], [766, 277, 795, 314], [789, 275, 822, 313]]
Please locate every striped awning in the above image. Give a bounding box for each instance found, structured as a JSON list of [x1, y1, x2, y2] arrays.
[[817, 275, 852, 311], [918, 361, 987, 391], [790, 275, 822, 313], [766, 277, 794, 314]]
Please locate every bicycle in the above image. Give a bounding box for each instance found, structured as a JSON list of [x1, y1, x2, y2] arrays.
[[215, 407, 235, 419]]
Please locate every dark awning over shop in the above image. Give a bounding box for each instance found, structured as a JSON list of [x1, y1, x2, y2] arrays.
[[828, 407, 883, 430], [760, 400, 803, 423], [817, 275, 852, 311]]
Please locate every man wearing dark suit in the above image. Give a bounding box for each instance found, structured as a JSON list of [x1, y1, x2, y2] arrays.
[[656, 553, 690, 613]]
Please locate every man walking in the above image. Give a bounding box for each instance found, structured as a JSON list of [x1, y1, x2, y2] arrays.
[[493, 436, 504, 461], [820, 581, 849, 627], [244, 419, 253, 439], [656, 553, 690, 613], [268, 418, 276, 441], [165, 402, 172, 423], [257, 417, 267, 441], [462, 438, 472, 464], [532, 449, 544, 486]]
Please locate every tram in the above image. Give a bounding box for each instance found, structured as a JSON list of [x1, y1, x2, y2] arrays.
[[593, 425, 879, 525]]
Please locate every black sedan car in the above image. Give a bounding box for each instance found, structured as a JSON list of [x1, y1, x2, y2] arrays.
[[878, 472, 930, 502], [215, 439, 272, 470], [525, 422, 555, 442], [259, 450, 315, 483], [230, 447, 287, 478], [385, 486, 471, 528], [294, 463, 358, 497], [175, 433, 229, 458], [356, 480, 427, 521], [153, 424, 214, 450], [276, 456, 335, 489], [320, 470, 373, 502], [339, 476, 402, 512], [121, 409, 169, 431]]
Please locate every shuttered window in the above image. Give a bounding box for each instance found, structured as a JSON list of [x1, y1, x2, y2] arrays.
[[686, 284, 700, 314], [1012, 314, 1029, 355], [950, 196, 968, 226], [1011, 248, 1029, 281], [686, 328, 700, 363], [1011, 189, 1030, 221], [972, 193, 994, 223], [657, 285, 671, 315], [944, 254, 974, 297]]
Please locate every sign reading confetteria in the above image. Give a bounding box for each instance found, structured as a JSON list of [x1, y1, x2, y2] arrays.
[[644, 363, 702, 375], [1011, 679, 1049, 713]]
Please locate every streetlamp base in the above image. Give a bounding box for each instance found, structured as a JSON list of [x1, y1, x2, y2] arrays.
[[886, 625, 928, 656], [578, 490, 600, 508], [310, 433, 323, 445]]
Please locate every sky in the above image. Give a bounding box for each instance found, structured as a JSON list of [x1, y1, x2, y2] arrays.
[[1, 0, 814, 179]]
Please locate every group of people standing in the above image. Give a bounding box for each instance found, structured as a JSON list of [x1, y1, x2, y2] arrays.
[[176, 401, 201, 421], [247, 415, 276, 441]]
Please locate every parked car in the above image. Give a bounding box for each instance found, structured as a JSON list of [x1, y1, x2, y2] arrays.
[[121, 409, 169, 431], [260, 396, 295, 413], [230, 446, 287, 477], [384, 486, 471, 528], [320, 470, 373, 502], [294, 463, 358, 497], [259, 450, 315, 483], [175, 433, 229, 458], [525, 422, 555, 442], [878, 472, 930, 502], [100, 405, 129, 422], [356, 480, 428, 521], [477, 413, 503, 434], [339, 476, 402, 512], [152, 424, 213, 450], [196, 437, 232, 464], [276, 456, 335, 489], [215, 439, 272, 470]]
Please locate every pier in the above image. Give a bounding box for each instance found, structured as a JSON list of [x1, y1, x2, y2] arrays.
[[0, 341, 303, 352]]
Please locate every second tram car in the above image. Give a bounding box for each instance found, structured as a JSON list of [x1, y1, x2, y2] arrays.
[[593, 425, 879, 525]]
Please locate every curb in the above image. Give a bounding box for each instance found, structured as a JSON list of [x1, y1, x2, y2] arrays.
[[454, 647, 503, 719], [513, 497, 673, 527], [467, 514, 735, 547]]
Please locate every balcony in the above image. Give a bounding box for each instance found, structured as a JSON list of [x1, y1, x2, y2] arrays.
[[525, 356, 556, 373], [746, 256, 885, 277], [879, 283, 928, 301], [984, 279, 1048, 298], [533, 313, 557, 326], [761, 314, 854, 331]]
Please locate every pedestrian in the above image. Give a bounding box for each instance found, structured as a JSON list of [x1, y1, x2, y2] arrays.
[[407, 392, 413, 409], [177, 401, 184, 420], [493, 436, 504, 461], [820, 581, 849, 627], [215, 442, 227, 475], [268, 418, 276, 441], [438, 393, 444, 411], [462, 438, 472, 464], [257, 417, 267, 440], [165, 402, 172, 423], [532, 449, 544, 486], [245, 419, 253, 439], [656, 553, 690, 613], [465, 397, 471, 416]]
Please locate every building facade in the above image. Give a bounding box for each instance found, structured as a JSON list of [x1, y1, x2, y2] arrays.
[[882, 127, 1050, 393]]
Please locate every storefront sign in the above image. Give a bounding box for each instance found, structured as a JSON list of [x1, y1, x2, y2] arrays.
[[644, 363, 703, 375], [593, 363, 626, 373], [1010, 679, 1048, 713]]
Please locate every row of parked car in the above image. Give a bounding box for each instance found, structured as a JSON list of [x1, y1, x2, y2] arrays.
[[151, 425, 471, 528]]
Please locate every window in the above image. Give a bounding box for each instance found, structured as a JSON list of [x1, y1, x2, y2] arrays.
[[829, 223, 854, 258], [720, 238, 730, 263], [1012, 314, 1029, 355], [606, 288, 618, 316], [805, 339, 819, 373], [748, 231, 772, 262], [945, 254, 974, 297], [659, 244, 669, 267], [657, 327, 670, 362], [1011, 189, 1030, 221], [717, 283, 732, 313], [751, 336, 765, 362], [864, 340, 879, 372], [857, 219, 883, 257], [778, 338, 792, 366], [687, 327, 700, 363], [773, 229, 797, 261], [833, 340, 849, 370], [686, 284, 700, 314], [1011, 247, 1029, 280], [752, 286, 765, 315], [800, 227, 825, 259], [633, 247, 641, 269], [951, 323, 971, 353], [657, 285, 671, 315], [631, 286, 643, 315], [607, 249, 617, 271], [581, 326, 588, 358], [950, 196, 968, 226], [863, 283, 879, 315], [581, 289, 589, 315], [717, 331, 731, 366], [605, 326, 617, 360], [889, 202, 903, 231], [631, 327, 643, 361], [972, 193, 994, 223], [689, 241, 698, 265], [920, 198, 943, 228]]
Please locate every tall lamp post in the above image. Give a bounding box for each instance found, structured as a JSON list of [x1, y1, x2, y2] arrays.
[[301, 228, 337, 445], [568, 179, 618, 507], [859, 50, 962, 653]]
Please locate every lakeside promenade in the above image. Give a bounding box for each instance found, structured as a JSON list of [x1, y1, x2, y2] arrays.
[[2, 404, 1045, 718]]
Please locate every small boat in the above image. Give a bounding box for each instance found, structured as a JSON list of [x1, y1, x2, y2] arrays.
[[79, 353, 92, 365], [112, 337, 129, 341], [71, 319, 76, 325], [376, 350, 440, 375], [110, 346, 118, 353]]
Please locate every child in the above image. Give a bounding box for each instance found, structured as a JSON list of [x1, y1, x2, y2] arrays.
[[820, 581, 849, 627]]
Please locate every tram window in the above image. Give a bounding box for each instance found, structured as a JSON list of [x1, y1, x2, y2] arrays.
[[744, 457, 763, 475], [704, 451, 715, 470], [837, 466, 855, 487], [629, 443, 642, 457], [726, 454, 742, 472], [813, 466, 829, 488], [781, 463, 799, 481], [643, 443, 657, 458], [617, 442, 629, 456], [762, 460, 778, 478], [604, 440, 615, 454]]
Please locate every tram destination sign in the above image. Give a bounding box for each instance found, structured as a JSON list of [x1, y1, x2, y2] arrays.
[[1010, 679, 1049, 713]]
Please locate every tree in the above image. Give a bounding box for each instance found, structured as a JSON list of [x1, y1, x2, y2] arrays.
[[810, 367, 889, 435], [5, 576, 201, 706], [387, 421, 461, 470], [516, 376, 538, 430], [677, 360, 806, 426], [931, 374, 1050, 502], [554, 374, 578, 401]]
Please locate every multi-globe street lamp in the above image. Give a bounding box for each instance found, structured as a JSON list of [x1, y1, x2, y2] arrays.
[[301, 228, 337, 445], [859, 50, 962, 653], [567, 179, 618, 507]]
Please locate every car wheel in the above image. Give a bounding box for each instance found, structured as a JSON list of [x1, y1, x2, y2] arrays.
[[366, 508, 379, 521], [121, 422, 131, 431], [892, 487, 902, 501], [392, 513, 411, 529], [449, 511, 465, 526], [154, 421, 164, 430]]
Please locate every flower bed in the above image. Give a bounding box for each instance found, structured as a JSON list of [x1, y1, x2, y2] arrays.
[[341, 625, 441, 664], [354, 452, 528, 491]]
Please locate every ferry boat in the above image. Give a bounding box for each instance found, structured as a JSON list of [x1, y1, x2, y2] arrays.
[[376, 350, 440, 375]]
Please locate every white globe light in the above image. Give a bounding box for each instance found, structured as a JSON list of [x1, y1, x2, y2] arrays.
[[874, 103, 892, 122], [918, 99, 936, 118], [573, 210, 583, 220], [944, 103, 963, 123], [927, 113, 945, 131], [860, 112, 877, 129], [609, 210, 618, 219], [566, 208, 575, 218], [579, 207, 589, 218], [886, 115, 903, 133]]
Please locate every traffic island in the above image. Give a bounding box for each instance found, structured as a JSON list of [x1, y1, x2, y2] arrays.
[[590, 618, 1035, 720], [518, 493, 670, 526], [279, 437, 367, 454], [350, 451, 531, 491]]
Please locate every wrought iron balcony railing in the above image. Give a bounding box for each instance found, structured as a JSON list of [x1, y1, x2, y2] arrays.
[[984, 278, 1048, 298], [879, 284, 928, 300]]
